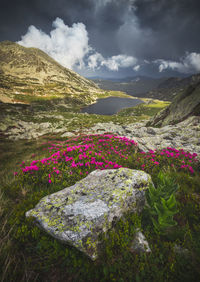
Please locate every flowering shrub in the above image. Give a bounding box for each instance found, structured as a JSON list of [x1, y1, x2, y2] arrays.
[[15, 134, 138, 187], [136, 147, 199, 175], [14, 135, 199, 190]]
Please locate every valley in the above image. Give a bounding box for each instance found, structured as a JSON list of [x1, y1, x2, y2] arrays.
[[0, 41, 200, 282]]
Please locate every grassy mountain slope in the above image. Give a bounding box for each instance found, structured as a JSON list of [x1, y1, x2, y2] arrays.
[[0, 41, 108, 105]]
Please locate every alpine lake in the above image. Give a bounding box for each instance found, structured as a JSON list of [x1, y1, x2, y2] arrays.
[[81, 96, 143, 115]]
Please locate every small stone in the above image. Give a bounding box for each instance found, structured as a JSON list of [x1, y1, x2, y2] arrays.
[[146, 127, 156, 135], [130, 229, 151, 253], [61, 132, 75, 137]]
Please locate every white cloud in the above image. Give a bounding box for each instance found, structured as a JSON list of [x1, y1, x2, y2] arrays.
[[100, 54, 137, 71], [18, 18, 90, 69], [133, 65, 140, 71], [87, 52, 104, 70], [155, 52, 200, 73], [18, 17, 138, 73]]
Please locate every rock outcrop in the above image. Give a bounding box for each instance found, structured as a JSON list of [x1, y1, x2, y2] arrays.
[[148, 82, 200, 126], [2, 114, 199, 155], [26, 168, 153, 260], [84, 116, 200, 155]]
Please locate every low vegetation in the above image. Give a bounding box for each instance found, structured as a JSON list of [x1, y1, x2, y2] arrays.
[[1, 40, 199, 281], [1, 131, 200, 281], [118, 99, 170, 121]]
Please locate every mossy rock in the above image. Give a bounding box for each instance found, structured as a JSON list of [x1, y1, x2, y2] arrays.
[[26, 168, 153, 260]]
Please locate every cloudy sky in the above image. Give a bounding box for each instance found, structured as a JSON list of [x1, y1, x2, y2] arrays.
[[1, 0, 200, 78]]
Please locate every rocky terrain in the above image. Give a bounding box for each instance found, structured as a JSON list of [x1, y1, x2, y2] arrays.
[[2, 110, 199, 156], [82, 116, 200, 155]]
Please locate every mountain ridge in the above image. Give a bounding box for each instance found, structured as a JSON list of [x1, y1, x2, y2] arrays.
[[91, 73, 200, 101], [0, 41, 103, 105]]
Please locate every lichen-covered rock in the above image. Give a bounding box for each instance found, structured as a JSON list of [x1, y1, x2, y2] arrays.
[[26, 168, 152, 260]]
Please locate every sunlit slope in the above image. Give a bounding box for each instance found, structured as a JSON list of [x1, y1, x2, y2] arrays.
[[0, 41, 103, 104]]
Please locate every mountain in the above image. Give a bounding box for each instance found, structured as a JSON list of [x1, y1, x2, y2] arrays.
[[0, 41, 100, 105], [91, 76, 167, 98], [91, 74, 200, 101], [147, 81, 200, 126], [147, 73, 200, 101]]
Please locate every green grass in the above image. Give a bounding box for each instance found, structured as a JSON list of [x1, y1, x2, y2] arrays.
[[118, 100, 170, 119], [0, 131, 200, 282], [1, 96, 200, 281]]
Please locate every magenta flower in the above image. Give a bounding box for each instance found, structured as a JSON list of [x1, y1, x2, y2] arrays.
[[189, 166, 194, 174]]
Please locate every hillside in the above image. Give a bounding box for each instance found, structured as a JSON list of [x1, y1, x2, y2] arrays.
[[147, 73, 200, 101], [147, 81, 200, 126], [0, 41, 103, 105], [91, 74, 200, 101], [91, 76, 167, 98]]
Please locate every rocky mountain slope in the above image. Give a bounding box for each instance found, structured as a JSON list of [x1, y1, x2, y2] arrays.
[[147, 73, 200, 101], [0, 41, 102, 105], [148, 82, 200, 126]]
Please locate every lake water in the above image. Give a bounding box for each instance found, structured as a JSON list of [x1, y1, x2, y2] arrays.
[[81, 97, 143, 115]]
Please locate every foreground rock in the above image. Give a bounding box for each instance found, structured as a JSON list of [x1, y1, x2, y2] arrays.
[[26, 168, 152, 260]]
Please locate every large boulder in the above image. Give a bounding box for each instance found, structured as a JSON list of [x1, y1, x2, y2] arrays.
[[26, 168, 152, 260]]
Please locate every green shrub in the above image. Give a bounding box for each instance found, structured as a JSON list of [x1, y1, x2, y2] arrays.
[[145, 172, 179, 234]]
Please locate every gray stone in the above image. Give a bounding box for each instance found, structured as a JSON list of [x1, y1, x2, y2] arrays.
[[130, 229, 151, 253], [146, 127, 156, 135], [162, 133, 174, 140], [26, 168, 153, 260], [148, 83, 200, 127], [85, 115, 200, 155], [61, 132, 75, 138]]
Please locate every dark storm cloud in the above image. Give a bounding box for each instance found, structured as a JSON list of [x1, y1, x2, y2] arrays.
[[131, 0, 200, 59], [0, 0, 200, 77], [0, 0, 93, 41], [0, 0, 129, 54]]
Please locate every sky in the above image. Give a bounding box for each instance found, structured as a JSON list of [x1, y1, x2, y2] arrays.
[[1, 0, 200, 78]]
